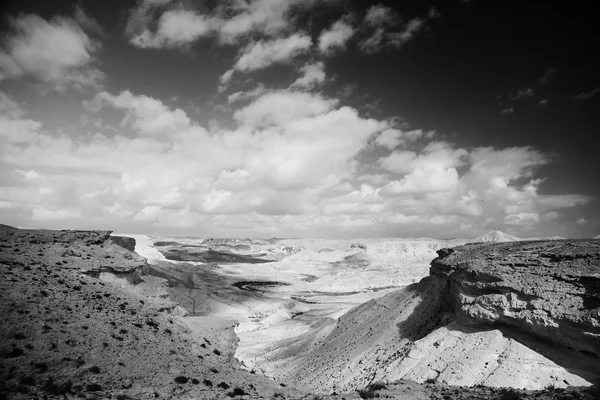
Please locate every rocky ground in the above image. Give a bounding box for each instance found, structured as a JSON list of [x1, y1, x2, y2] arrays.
[[244, 239, 600, 396], [1, 225, 598, 399], [0, 225, 302, 399]]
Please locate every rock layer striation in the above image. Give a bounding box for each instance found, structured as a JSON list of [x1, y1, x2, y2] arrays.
[[432, 240, 600, 358], [258, 240, 600, 392]]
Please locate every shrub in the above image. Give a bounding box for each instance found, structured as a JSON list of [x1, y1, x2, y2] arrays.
[[174, 376, 188, 384], [498, 387, 522, 400], [356, 388, 377, 399], [367, 381, 387, 391]]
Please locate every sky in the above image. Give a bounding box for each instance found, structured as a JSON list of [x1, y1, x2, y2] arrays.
[[0, 0, 598, 239]]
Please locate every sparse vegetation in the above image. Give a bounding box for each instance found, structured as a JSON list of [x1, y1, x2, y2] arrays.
[[356, 382, 388, 399], [497, 387, 522, 400], [174, 376, 188, 384], [227, 387, 247, 397]]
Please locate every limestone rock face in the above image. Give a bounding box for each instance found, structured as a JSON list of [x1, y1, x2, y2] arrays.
[[261, 239, 600, 393], [431, 240, 600, 358], [110, 235, 136, 252]]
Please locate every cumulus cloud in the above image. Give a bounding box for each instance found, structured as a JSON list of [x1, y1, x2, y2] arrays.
[[318, 18, 355, 54], [236, 33, 313, 71], [233, 90, 338, 128], [291, 62, 326, 88], [0, 84, 591, 237], [130, 9, 216, 49], [0, 14, 104, 90], [374, 128, 434, 150], [364, 4, 395, 27], [221, 33, 313, 84], [228, 85, 267, 104], [126, 0, 337, 48]]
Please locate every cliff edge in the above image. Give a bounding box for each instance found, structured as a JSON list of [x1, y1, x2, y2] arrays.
[[431, 239, 600, 358]]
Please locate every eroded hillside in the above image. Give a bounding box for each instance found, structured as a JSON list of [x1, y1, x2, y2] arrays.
[[259, 240, 600, 393], [0, 227, 303, 399]]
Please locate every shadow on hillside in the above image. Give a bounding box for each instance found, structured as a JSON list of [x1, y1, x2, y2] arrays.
[[395, 278, 453, 341], [446, 322, 600, 386]]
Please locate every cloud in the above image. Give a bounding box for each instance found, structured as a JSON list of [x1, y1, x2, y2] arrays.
[[217, 0, 301, 44], [510, 87, 535, 101], [374, 128, 433, 150], [0, 84, 591, 238], [221, 33, 312, 85], [359, 7, 439, 53], [574, 87, 600, 102], [501, 107, 514, 114], [0, 14, 104, 90], [318, 18, 355, 54], [86, 90, 192, 136], [233, 90, 338, 128], [125, 0, 338, 48], [291, 62, 326, 88], [504, 67, 557, 108], [236, 33, 312, 71], [74, 4, 105, 36], [130, 9, 216, 49], [364, 5, 395, 27], [228, 85, 267, 104], [537, 67, 557, 85]]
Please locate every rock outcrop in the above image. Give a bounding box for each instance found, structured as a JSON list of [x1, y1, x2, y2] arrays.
[[260, 240, 600, 392], [0, 225, 304, 399], [110, 235, 136, 252], [431, 239, 600, 358]]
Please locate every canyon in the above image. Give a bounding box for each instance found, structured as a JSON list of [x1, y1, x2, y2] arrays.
[[1, 225, 599, 399]]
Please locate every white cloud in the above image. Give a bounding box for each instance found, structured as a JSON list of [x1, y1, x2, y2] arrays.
[[374, 128, 433, 149], [125, 0, 338, 48], [87, 90, 193, 136], [380, 142, 467, 194], [233, 90, 338, 128], [0, 85, 590, 238], [364, 5, 395, 26], [235, 33, 313, 72], [228, 85, 267, 104], [291, 62, 326, 88], [217, 0, 298, 44], [318, 19, 355, 54], [130, 9, 216, 49], [359, 7, 438, 53], [0, 14, 103, 90]]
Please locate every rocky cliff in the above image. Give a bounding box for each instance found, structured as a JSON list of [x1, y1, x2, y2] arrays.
[[431, 240, 600, 358], [264, 240, 600, 393], [110, 235, 137, 252]]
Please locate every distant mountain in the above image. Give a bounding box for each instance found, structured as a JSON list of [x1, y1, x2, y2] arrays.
[[473, 230, 519, 243], [594, 234, 600, 239]]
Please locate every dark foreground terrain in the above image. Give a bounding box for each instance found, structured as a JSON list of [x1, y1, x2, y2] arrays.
[[1, 224, 598, 399]]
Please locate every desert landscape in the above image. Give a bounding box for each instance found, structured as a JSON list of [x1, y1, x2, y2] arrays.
[[1, 0, 599, 399], [1, 224, 599, 399]]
